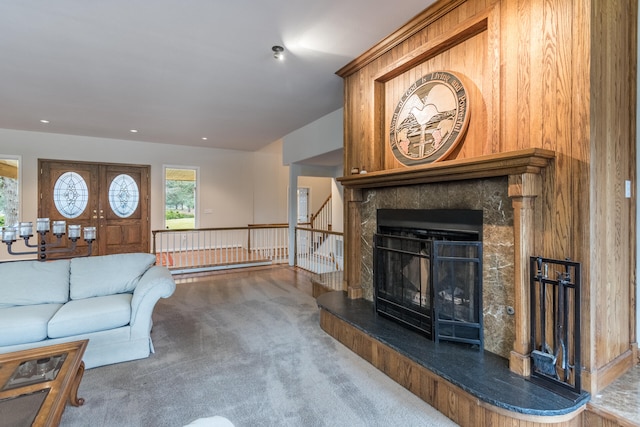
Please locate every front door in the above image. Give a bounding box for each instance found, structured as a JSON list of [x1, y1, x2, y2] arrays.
[[38, 160, 150, 257]]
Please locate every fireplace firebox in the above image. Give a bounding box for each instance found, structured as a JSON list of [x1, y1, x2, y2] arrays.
[[374, 209, 483, 349]]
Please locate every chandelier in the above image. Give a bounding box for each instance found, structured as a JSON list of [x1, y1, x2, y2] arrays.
[[1, 218, 96, 260]]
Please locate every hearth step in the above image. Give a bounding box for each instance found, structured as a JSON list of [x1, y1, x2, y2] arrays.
[[317, 291, 590, 423]]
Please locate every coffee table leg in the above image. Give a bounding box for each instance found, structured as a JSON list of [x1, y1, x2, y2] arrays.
[[68, 361, 85, 406]]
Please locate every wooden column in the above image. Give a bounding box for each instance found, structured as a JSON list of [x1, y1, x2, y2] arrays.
[[508, 172, 540, 376], [345, 188, 363, 299]]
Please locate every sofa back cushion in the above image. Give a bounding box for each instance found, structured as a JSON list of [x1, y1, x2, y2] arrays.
[[0, 260, 70, 308], [70, 253, 156, 300]]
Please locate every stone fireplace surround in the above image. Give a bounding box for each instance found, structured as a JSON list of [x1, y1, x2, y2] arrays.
[[338, 148, 555, 376], [365, 177, 512, 357]]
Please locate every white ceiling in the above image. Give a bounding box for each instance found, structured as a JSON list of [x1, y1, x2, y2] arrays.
[[0, 1, 435, 153]]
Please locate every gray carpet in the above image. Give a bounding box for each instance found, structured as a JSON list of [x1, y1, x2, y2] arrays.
[[60, 266, 458, 427]]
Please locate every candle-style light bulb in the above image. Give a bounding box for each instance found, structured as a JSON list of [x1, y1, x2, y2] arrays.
[[2, 226, 17, 243], [19, 222, 33, 238], [52, 220, 66, 236], [36, 218, 50, 232], [83, 227, 96, 241], [68, 224, 81, 239]]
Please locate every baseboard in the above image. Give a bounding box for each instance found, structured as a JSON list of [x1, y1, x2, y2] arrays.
[[582, 349, 636, 394]]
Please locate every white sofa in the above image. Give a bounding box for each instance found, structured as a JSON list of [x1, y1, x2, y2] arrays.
[[0, 253, 176, 369]]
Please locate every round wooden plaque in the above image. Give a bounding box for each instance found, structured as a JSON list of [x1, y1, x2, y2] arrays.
[[389, 71, 470, 166]]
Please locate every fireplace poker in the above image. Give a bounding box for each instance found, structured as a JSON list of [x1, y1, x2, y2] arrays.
[[531, 257, 560, 379]]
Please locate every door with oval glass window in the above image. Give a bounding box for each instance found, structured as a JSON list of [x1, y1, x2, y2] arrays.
[[38, 160, 150, 258]]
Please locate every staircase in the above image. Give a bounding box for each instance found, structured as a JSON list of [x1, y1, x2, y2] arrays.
[[297, 194, 343, 294], [308, 195, 331, 231]]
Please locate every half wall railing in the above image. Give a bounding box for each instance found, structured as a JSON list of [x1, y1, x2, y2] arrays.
[[152, 224, 344, 291], [152, 224, 288, 274], [295, 226, 344, 292]]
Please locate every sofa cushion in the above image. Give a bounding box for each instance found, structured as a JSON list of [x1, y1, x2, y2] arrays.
[[0, 304, 63, 346], [69, 253, 156, 300], [0, 260, 70, 308], [48, 293, 132, 338]]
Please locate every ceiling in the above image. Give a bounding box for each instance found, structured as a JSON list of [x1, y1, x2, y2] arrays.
[[0, 1, 435, 154]]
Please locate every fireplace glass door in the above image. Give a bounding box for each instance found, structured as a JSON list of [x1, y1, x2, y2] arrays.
[[433, 240, 483, 347], [374, 231, 483, 349], [374, 232, 434, 339]]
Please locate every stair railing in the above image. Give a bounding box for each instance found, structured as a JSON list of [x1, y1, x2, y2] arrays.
[[309, 195, 332, 231]]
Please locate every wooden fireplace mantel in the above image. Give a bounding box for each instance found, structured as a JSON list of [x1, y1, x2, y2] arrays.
[[337, 148, 555, 188], [338, 147, 556, 377]]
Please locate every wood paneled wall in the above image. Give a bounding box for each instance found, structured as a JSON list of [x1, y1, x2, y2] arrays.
[[337, 0, 637, 394]]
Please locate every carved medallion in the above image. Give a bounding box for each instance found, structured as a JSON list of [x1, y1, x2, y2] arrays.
[[389, 71, 469, 166]]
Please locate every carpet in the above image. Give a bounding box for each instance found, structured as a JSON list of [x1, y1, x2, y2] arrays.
[[60, 266, 458, 427]]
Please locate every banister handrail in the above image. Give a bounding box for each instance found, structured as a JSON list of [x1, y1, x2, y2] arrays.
[[309, 195, 332, 230], [294, 226, 343, 237], [310, 195, 331, 222], [153, 226, 263, 235]]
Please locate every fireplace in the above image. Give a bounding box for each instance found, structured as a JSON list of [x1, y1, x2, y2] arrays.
[[374, 209, 483, 348]]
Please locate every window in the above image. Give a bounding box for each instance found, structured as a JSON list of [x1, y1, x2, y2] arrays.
[[164, 166, 198, 229], [0, 156, 20, 227], [297, 187, 309, 224], [109, 174, 140, 218], [53, 171, 89, 219]]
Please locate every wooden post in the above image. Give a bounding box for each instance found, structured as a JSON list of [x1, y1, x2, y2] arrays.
[[508, 173, 540, 376], [345, 188, 363, 299]]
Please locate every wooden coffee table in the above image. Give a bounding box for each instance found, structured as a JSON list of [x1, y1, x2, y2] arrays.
[[0, 340, 88, 427]]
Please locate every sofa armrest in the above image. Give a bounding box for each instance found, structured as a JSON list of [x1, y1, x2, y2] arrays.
[[130, 266, 176, 333]]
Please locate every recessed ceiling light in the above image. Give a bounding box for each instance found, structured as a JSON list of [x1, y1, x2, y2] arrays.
[[202, 137, 208, 140], [40, 119, 50, 124], [272, 45, 284, 60], [130, 129, 138, 133]]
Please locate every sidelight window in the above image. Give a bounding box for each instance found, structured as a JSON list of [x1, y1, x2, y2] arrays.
[[164, 166, 198, 230], [0, 155, 20, 227]]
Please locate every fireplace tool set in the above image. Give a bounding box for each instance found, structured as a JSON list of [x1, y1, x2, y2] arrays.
[[529, 256, 584, 400]]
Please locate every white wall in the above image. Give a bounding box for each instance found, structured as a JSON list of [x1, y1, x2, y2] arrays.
[[283, 108, 343, 165], [0, 128, 289, 257], [252, 139, 289, 224], [331, 166, 344, 233]]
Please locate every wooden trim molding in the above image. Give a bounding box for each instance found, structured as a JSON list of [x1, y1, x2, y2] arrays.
[[336, 0, 468, 77], [345, 188, 363, 299], [373, 14, 490, 83], [509, 173, 541, 376], [337, 148, 555, 189]]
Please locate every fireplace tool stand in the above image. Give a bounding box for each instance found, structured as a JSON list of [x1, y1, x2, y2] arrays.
[[529, 256, 585, 401]]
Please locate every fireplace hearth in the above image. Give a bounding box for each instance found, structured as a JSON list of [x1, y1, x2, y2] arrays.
[[374, 209, 483, 349]]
